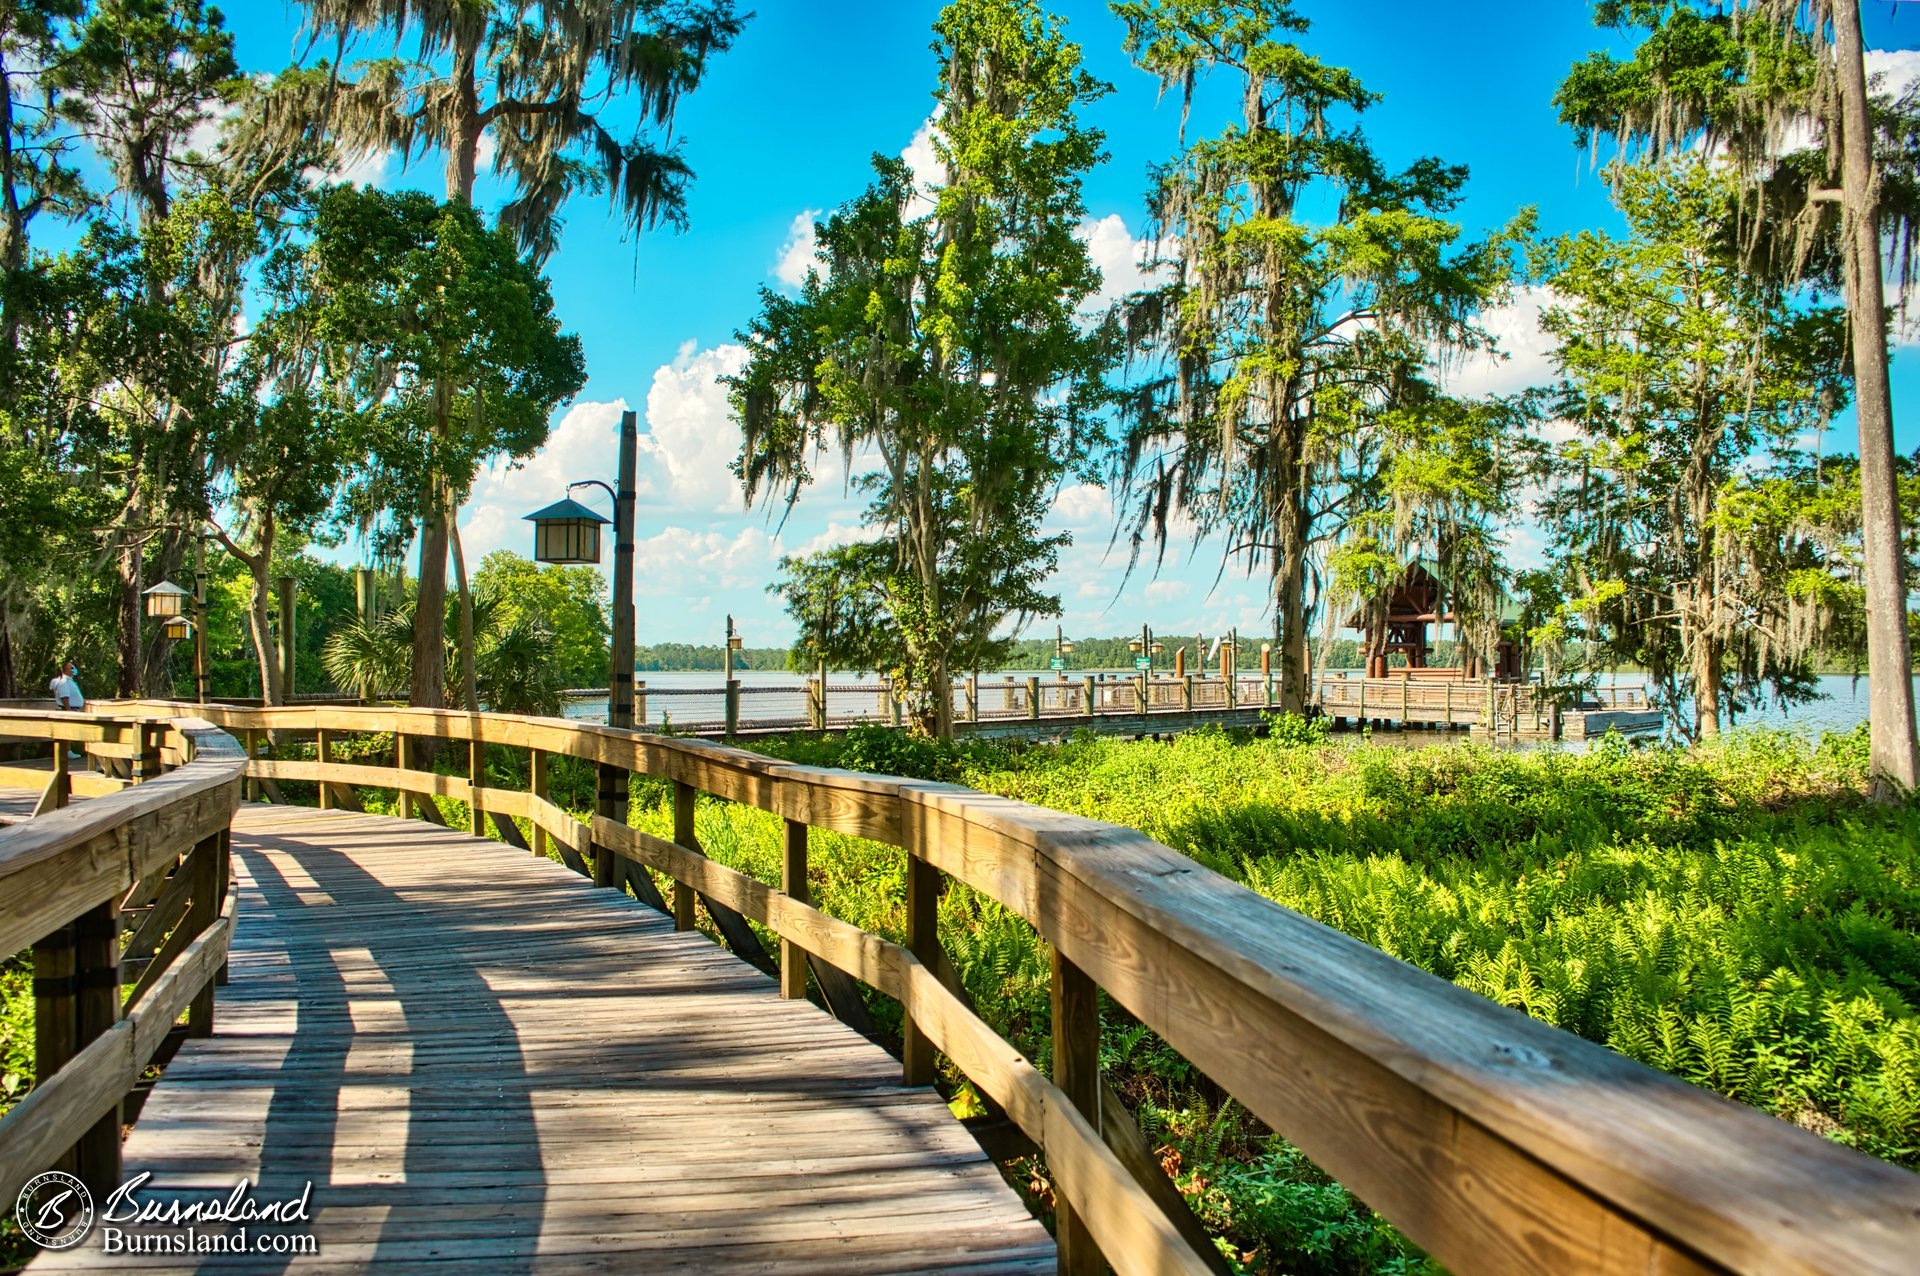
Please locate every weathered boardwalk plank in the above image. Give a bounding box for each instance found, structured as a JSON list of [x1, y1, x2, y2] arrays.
[[29, 804, 1052, 1273]]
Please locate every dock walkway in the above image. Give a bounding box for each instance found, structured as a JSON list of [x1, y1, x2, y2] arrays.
[[27, 802, 1052, 1274]]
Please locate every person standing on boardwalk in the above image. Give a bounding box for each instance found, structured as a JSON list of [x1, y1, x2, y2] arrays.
[[49, 663, 85, 711]]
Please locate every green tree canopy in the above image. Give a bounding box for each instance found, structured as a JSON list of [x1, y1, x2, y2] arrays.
[[730, 0, 1116, 737]]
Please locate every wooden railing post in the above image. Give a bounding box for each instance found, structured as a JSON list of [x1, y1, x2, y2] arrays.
[[1051, 948, 1104, 1274], [49, 742, 70, 811], [32, 920, 77, 1173], [530, 749, 549, 859], [672, 781, 699, 930], [1182, 674, 1194, 713], [781, 820, 809, 1000], [902, 853, 940, 1087], [73, 900, 121, 1197], [1026, 676, 1041, 722], [635, 679, 648, 728], [186, 832, 222, 1037], [396, 733, 415, 820], [316, 728, 334, 810], [966, 674, 979, 723], [133, 723, 160, 784], [808, 675, 826, 731], [468, 734, 485, 837], [1082, 675, 1096, 718]]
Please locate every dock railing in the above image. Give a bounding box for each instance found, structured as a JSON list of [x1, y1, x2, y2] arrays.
[[103, 700, 1920, 1276], [0, 708, 244, 1208]]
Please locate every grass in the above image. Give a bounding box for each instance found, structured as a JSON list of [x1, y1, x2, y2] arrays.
[[3, 720, 1913, 1274]]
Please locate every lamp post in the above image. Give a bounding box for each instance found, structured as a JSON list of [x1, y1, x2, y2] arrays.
[[724, 615, 743, 735], [192, 535, 209, 704], [1127, 624, 1163, 713], [1052, 624, 1074, 674], [143, 582, 190, 700], [526, 407, 639, 895]]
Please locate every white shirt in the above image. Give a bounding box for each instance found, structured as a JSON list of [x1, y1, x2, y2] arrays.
[[49, 674, 85, 711]]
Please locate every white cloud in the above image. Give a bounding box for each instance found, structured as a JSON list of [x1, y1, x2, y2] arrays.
[[1049, 482, 1113, 530], [773, 209, 823, 289], [639, 341, 752, 513], [1443, 285, 1561, 399], [633, 526, 782, 594], [1144, 579, 1189, 605], [1076, 214, 1170, 313], [902, 113, 943, 220], [797, 519, 885, 557]]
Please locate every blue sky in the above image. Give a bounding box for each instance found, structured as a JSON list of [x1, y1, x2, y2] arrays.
[[219, 1, 1920, 646]]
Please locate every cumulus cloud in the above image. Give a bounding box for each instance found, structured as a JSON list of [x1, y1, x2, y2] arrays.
[[1443, 285, 1561, 399], [1144, 579, 1189, 605], [773, 209, 823, 288], [796, 518, 886, 557], [639, 341, 752, 513], [902, 113, 944, 220], [1049, 482, 1114, 530], [632, 526, 782, 594], [1076, 214, 1170, 313]]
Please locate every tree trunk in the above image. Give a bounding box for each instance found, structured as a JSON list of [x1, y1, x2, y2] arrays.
[[1274, 435, 1311, 714], [1836, 0, 1920, 795], [1690, 627, 1721, 739], [412, 504, 449, 709], [244, 553, 282, 706], [929, 656, 954, 741], [116, 531, 141, 698], [450, 508, 479, 713]]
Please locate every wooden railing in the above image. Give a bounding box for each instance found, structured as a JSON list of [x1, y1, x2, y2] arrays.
[[110, 703, 1920, 1275], [0, 709, 244, 1208]]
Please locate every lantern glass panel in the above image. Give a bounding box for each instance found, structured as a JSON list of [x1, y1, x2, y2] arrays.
[[144, 582, 188, 617]]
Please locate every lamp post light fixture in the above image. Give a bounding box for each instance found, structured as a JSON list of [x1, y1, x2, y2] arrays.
[[525, 497, 610, 566], [161, 615, 194, 642], [524, 408, 642, 898], [143, 580, 189, 618]]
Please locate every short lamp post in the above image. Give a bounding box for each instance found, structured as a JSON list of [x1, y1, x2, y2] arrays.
[[1127, 625, 1163, 713], [724, 615, 743, 735], [143, 582, 190, 700], [525, 407, 639, 896], [1053, 624, 1074, 676]]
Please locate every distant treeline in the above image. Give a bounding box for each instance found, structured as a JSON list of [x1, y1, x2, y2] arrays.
[[633, 643, 793, 673]]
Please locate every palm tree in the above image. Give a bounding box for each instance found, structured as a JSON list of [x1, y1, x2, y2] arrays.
[[324, 596, 565, 716], [244, 0, 745, 712]]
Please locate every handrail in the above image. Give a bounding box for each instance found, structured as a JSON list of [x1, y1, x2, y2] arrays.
[[0, 709, 244, 1208], [122, 701, 1920, 1276]]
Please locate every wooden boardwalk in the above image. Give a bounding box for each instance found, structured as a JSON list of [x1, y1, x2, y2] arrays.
[[30, 803, 1052, 1274]]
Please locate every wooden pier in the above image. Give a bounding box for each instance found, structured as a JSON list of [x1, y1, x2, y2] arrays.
[[4, 701, 1898, 1276]]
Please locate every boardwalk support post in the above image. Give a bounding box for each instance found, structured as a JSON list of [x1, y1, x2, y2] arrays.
[[1027, 676, 1041, 722], [672, 782, 699, 930], [902, 854, 940, 1087], [781, 820, 809, 1000], [531, 749, 549, 859], [1052, 949, 1104, 1274]]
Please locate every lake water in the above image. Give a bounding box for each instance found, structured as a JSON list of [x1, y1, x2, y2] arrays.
[[568, 670, 1916, 745]]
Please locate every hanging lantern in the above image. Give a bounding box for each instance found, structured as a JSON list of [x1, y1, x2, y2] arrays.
[[524, 498, 609, 565], [162, 615, 194, 641], [143, 580, 189, 617]]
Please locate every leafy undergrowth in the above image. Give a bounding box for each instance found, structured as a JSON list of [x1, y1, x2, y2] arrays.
[[711, 721, 1919, 1273]]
